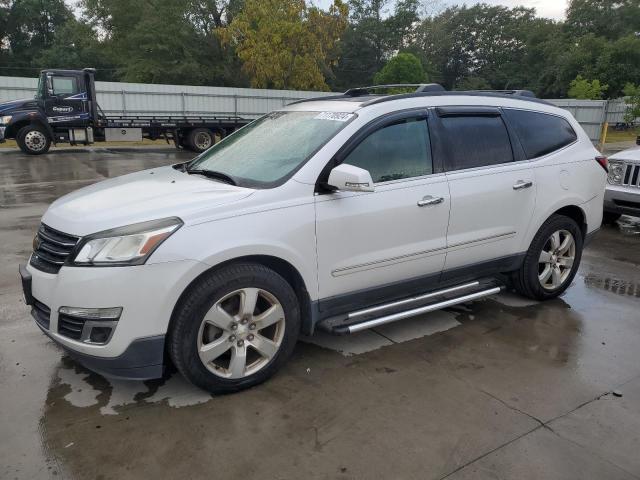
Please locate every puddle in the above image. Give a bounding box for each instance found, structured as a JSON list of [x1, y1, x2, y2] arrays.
[[583, 274, 640, 298], [54, 360, 212, 415]]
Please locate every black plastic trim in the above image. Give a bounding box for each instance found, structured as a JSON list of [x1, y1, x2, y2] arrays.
[[35, 324, 166, 380], [435, 106, 501, 117], [315, 253, 525, 322]]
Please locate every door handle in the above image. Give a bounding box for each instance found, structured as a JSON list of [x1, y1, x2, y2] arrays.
[[417, 195, 444, 207], [513, 180, 533, 190]]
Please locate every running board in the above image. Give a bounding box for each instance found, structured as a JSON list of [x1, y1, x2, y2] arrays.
[[319, 282, 502, 335]]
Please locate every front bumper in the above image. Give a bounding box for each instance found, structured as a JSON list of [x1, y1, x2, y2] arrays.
[[20, 258, 209, 379], [604, 184, 640, 217]]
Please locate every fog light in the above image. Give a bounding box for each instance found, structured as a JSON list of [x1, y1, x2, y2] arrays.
[[58, 306, 122, 344], [89, 326, 113, 343], [58, 306, 122, 320]]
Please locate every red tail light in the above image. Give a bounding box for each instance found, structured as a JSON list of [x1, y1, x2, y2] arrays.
[[595, 156, 608, 173]]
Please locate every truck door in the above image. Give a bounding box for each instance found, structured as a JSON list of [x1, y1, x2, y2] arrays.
[[43, 73, 90, 127]]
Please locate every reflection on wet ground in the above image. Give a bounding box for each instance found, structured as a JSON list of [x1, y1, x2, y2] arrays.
[[1, 147, 640, 479]]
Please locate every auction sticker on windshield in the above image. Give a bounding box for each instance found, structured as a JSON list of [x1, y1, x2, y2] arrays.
[[314, 112, 354, 122]]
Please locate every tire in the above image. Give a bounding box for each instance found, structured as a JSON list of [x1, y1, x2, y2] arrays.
[[602, 212, 621, 225], [16, 124, 51, 155], [168, 263, 300, 394], [513, 214, 584, 300], [186, 128, 215, 153]]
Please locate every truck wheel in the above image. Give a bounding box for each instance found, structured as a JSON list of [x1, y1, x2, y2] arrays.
[[168, 263, 301, 394], [602, 212, 621, 225], [512, 214, 583, 300], [17, 125, 51, 155], [186, 128, 214, 153]]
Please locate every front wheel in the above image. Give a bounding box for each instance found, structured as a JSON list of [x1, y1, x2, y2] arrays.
[[168, 263, 300, 394], [513, 214, 584, 300], [16, 125, 51, 155]]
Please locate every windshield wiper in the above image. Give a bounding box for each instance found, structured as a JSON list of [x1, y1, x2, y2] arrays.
[[186, 168, 237, 185]]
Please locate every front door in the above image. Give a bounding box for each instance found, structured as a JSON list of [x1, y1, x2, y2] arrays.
[[315, 113, 450, 316], [43, 73, 90, 127]]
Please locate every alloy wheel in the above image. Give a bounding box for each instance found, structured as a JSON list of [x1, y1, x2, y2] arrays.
[[197, 288, 286, 379], [538, 229, 576, 290]]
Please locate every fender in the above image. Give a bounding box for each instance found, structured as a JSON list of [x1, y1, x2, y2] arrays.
[[5, 110, 54, 140]]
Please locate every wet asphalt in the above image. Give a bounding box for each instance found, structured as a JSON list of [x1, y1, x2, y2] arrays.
[[1, 146, 640, 480]]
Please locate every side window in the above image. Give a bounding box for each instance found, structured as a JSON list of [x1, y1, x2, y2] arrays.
[[439, 115, 514, 171], [504, 109, 577, 159], [51, 76, 79, 97], [342, 118, 432, 183]]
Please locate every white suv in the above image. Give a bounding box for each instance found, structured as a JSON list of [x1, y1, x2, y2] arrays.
[[20, 85, 606, 393]]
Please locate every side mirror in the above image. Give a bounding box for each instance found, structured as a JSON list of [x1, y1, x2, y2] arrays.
[[327, 163, 375, 193]]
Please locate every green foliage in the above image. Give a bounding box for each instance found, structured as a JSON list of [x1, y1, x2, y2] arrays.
[[623, 83, 640, 123], [373, 53, 425, 85], [0, 0, 639, 98], [568, 75, 608, 99], [220, 0, 348, 90]]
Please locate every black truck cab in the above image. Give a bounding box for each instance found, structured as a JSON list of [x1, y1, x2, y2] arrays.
[[0, 68, 245, 155]]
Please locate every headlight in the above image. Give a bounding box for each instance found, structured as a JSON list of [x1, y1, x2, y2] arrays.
[[607, 160, 625, 185], [0, 115, 12, 124], [70, 217, 183, 266]]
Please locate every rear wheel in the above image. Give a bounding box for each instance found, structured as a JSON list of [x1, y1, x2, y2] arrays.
[[17, 125, 51, 155], [513, 214, 583, 300], [168, 263, 300, 394], [186, 128, 215, 153]]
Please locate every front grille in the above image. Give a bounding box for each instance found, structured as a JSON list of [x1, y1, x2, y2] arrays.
[[30, 224, 79, 274], [58, 313, 85, 340], [32, 299, 51, 329], [621, 163, 640, 188]]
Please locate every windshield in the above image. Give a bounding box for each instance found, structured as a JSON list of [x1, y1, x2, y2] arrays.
[[35, 74, 45, 99], [187, 110, 355, 187]]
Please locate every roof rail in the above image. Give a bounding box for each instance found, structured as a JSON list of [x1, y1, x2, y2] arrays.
[[344, 84, 445, 96], [461, 89, 537, 98]]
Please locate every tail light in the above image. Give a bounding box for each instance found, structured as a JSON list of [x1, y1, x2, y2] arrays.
[[595, 156, 608, 173]]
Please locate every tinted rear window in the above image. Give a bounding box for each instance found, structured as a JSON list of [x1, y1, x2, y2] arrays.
[[504, 109, 577, 159], [439, 115, 514, 171]]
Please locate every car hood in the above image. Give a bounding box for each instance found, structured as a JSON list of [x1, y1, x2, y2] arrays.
[[0, 98, 36, 113], [610, 146, 640, 163], [42, 165, 255, 236]]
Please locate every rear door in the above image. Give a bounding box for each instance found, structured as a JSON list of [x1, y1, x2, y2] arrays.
[[431, 107, 536, 279], [315, 112, 450, 315]]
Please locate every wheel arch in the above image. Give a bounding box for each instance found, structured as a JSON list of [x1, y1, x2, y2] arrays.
[[170, 254, 315, 337], [552, 204, 587, 238]]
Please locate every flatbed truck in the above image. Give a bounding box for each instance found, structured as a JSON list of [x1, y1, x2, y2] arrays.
[[0, 68, 251, 154]]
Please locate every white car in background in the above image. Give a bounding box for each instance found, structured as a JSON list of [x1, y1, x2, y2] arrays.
[[604, 142, 640, 223], [20, 84, 606, 394]]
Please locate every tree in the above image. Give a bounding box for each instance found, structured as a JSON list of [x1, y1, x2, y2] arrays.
[[331, 0, 420, 90], [220, 0, 348, 90], [623, 83, 640, 124], [36, 19, 117, 80], [565, 0, 640, 40], [0, 0, 72, 75], [415, 5, 542, 91], [373, 53, 425, 85], [80, 0, 244, 85], [568, 75, 608, 99]]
